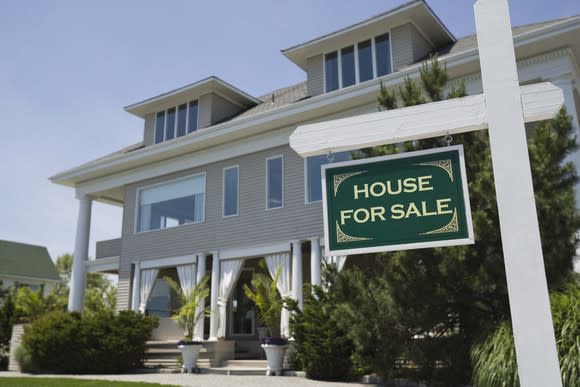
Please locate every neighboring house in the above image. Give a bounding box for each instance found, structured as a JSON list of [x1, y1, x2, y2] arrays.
[[50, 0, 580, 357], [0, 240, 60, 296]]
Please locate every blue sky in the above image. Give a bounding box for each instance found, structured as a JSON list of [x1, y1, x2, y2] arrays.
[[0, 0, 579, 261]]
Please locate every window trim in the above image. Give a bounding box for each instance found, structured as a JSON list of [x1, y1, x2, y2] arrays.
[[222, 165, 240, 218], [304, 157, 319, 205], [133, 171, 207, 234], [323, 30, 393, 93], [265, 155, 284, 210]]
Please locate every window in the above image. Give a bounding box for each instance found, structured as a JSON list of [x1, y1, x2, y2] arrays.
[[136, 174, 205, 232], [306, 151, 351, 203], [358, 39, 373, 82], [223, 166, 239, 217], [154, 100, 198, 144], [266, 156, 283, 209], [176, 104, 187, 137], [341, 45, 355, 88], [324, 33, 392, 92], [187, 101, 198, 133], [375, 33, 392, 76], [324, 51, 339, 92]]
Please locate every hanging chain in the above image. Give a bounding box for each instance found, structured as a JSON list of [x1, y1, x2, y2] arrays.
[[327, 151, 334, 162], [444, 133, 453, 146]]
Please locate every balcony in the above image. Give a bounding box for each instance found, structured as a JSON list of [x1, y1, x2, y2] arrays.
[[89, 238, 121, 274], [96, 238, 121, 259]]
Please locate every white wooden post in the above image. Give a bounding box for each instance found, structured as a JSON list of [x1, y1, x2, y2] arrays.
[[68, 194, 92, 312], [475, 1, 562, 385], [208, 251, 220, 341]]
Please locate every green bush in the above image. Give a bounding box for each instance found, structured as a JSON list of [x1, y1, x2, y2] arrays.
[[19, 310, 158, 374], [288, 265, 354, 381], [471, 283, 580, 387]]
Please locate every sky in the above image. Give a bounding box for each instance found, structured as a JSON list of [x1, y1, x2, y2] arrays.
[[0, 0, 579, 263]]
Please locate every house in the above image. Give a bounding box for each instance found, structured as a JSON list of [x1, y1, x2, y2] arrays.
[[50, 0, 580, 358], [0, 240, 60, 296]]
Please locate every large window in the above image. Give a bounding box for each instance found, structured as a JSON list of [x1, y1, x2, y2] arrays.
[[324, 33, 392, 92], [306, 151, 351, 203], [154, 100, 199, 144], [266, 156, 283, 209], [136, 174, 205, 232], [223, 166, 239, 217]]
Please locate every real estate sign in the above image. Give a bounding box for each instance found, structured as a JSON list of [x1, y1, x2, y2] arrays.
[[322, 145, 474, 256]]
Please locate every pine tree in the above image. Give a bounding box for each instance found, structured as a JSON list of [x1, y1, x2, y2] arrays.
[[341, 56, 579, 384]]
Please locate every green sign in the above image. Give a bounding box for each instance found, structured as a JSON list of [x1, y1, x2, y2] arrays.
[[322, 145, 474, 256]]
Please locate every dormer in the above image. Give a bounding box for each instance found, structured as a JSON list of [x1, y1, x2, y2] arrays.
[[125, 76, 260, 146], [282, 0, 454, 97]]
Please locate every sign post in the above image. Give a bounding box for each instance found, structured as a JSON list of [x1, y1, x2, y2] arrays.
[[290, 1, 563, 385], [322, 146, 473, 256], [475, 0, 562, 385]]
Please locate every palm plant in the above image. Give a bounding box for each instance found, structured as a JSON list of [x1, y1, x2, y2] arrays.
[[165, 276, 210, 341], [243, 268, 282, 338]]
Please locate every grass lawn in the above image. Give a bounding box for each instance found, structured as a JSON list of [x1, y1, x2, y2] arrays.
[[0, 378, 178, 387]]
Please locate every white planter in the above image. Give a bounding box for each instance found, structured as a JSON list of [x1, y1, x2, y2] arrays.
[[261, 344, 288, 376], [179, 344, 203, 373]]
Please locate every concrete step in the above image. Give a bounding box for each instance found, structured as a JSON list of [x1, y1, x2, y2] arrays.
[[203, 367, 267, 376], [223, 360, 267, 368]]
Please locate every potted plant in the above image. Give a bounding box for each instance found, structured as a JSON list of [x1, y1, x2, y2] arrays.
[[165, 276, 210, 373], [243, 268, 288, 376]]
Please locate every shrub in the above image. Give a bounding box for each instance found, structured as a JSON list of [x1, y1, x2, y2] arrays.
[[471, 283, 580, 387], [19, 310, 158, 374], [288, 265, 354, 381]]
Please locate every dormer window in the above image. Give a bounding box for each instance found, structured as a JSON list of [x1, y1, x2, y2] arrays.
[[324, 33, 392, 92], [154, 100, 199, 144]]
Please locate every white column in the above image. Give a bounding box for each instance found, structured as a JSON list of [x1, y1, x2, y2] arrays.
[[291, 240, 303, 309], [194, 253, 207, 341], [131, 261, 141, 311], [475, 1, 562, 386], [208, 251, 220, 341], [309, 237, 321, 289], [68, 194, 92, 312]]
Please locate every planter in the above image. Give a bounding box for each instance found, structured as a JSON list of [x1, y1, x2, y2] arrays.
[[178, 343, 203, 373], [261, 344, 288, 376]]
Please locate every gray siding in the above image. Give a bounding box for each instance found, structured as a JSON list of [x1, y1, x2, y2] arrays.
[[198, 94, 213, 129], [143, 113, 155, 146], [120, 145, 324, 262], [411, 25, 433, 62], [211, 93, 244, 125], [392, 23, 434, 71], [306, 54, 324, 97], [95, 238, 121, 259], [391, 23, 414, 71]]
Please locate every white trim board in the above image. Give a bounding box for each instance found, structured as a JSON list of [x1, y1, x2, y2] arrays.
[[137, 254, 198, 270], [219, 241, 291, 261], [290, 82, 564, 157]]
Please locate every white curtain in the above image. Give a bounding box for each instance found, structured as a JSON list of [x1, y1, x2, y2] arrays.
[[217, 259, 244, 338], [323, 255, 348, 272], [177, 262, 197, 296], [265, 253, 291, 338], [138, 268, 159, 313]]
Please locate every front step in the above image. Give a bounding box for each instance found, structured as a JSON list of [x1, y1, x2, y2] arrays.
[[144, 341, 210, 370], [204, 360, 267, 376]]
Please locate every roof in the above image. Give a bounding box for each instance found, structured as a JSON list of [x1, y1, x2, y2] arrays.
[[124, 76, 261, 119], [0, 240, 61, 282], [50, 14, 580, 197], [432, 17, 578, 60], [282, 0, 455, 70]]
